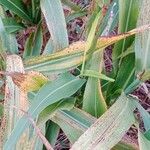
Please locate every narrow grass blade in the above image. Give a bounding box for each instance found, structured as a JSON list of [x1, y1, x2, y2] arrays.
[[112, 0, 139, 71], [0, 0, 32, 22], [107, 0, 140, 101], [23, 24, 43, 58], [2, 18, 25, 33], [82, 69, 115, 82], [61, 0, 81, 11], [66, 10, 87, 23], [41, 0, 68, 53], [0, 16, 18, 54]]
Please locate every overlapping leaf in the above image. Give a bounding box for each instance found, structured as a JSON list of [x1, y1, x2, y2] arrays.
[[106, 0, 140, 101], [4, 73, 85, 149], [41, 0, 68, 53], [24, 25, 150, 73], [0, 55, 33, 149], [23, 24, 43, 58], [2, 18, 24, 33], [71, 94, 136, 150], [0, 0, 32, 22]]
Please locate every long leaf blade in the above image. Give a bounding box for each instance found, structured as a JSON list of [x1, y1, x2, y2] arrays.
[[41, 0, 68, 53], [135, 0, 150, 72], [71, 94, 136, 150], [24, 25, 150, 73], [4, 73, 85, 149]]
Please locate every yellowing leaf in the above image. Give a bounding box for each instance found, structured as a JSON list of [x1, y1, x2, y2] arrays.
[[97, 25, 150, 50], [138, 70, 150, 81], [24, 24, 150, 73], [10, 71, 48, 92]]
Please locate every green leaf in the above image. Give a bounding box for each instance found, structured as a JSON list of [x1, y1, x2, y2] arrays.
[[5, 32, 18, 54], [66, 10, 87, 23], [0, 0, 32, 22], [51, 107, 138, 149], [0, 16, 9, 53], [2, 18, 25, 33], [138, 130, 150, 150], [135, 0, 150, 72], [42, 99, 74, 148], [107, 53, 135, 100], [116, 45, 134, 60], [41, 0, 68, 53], [37, 98, 75, 125], [23, 24, 43, 58], [83, 69, 115, 82], [98, 0, 119, 35], [0, 103, 3, 118], [31, 0, 41, 24], [82, 7, 108, 117], [82, 1, 119, 117], [44, 121, 60, 148], [71, 94, 136, 150], [23, 32, 34, 58], [107, 0, 140, 101], [144, 130, 150, 141], [31, 24, 43, 56], [61, 0, 81, 11], [82, 52, 107, 117], [51, 107, 96, 143], [112, 141, 139, 150], [0, 93, 4, 101], [0, 16, 18, 54], [134, 101, 150, 132], [4, 73, 85, 149], [81, 6, 101, 73], [42, 39, 55, 55], [112, 0, 139, 68]]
